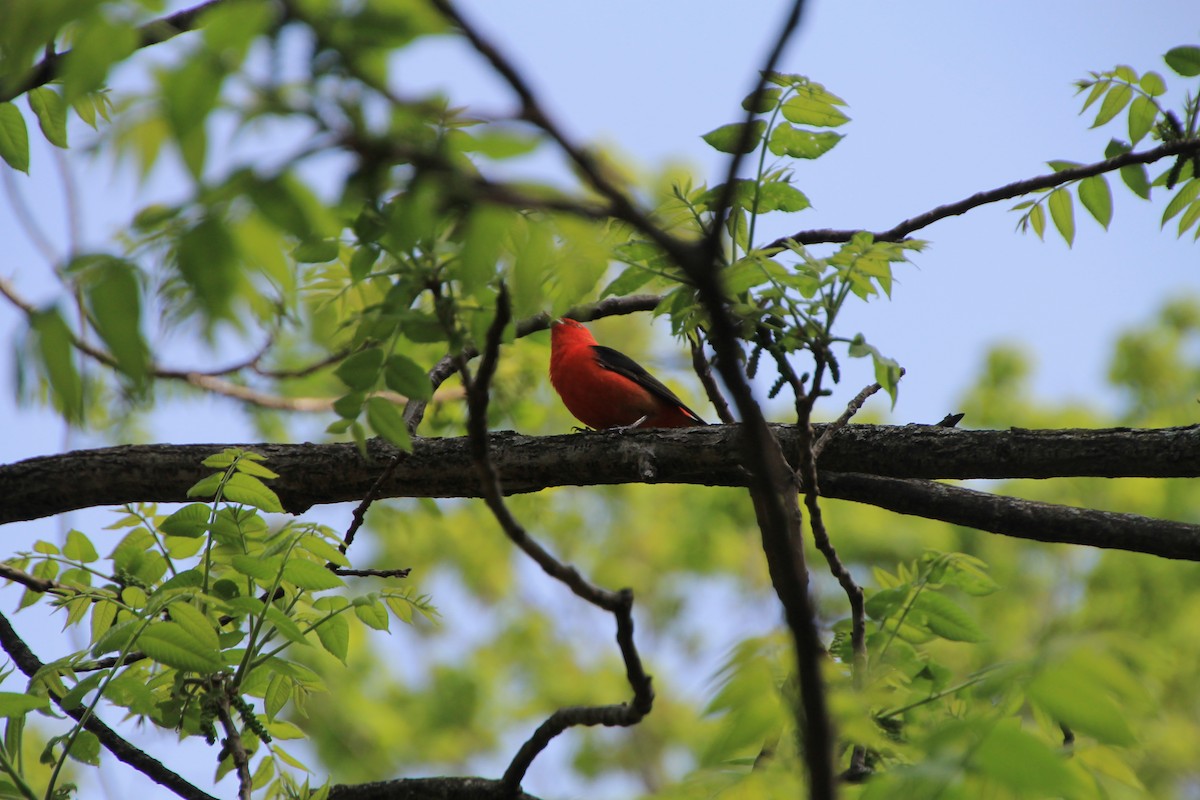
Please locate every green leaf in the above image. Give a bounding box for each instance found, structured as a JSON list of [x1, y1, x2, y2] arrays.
[[971, 719, 1080, 796], [265, 674, 291, 719], [1047, 188, 1075, 246], [600, 264, 656, 298], [297, 535, 349, 567], [1091, 83, 1132, 127], [0, 693, 49, 718], [28, 88, 68, 149], [167, 602, 220, 653], [1139, 70, 1167, 96], [138, 621, 225, 673], [384, 353, 433, 401], [66, 730, 100, 766], [1028, 202, 1046, 239], [755, 181, 811, 213], [348, 246, 380, 280], [230, 554, 282, 582], [353, 600, 390, 631], [177, 217, 238, 320], [701, 121, 766, 154], [1078, 175, 1113, 229], [281, 559, 345, 591], [63, 530, 98, 563], [1127, 95, 1157, 144], [781, 94, 849, 127], [1162, 178, 1200, 226], [912, 592, 983, 642], [365, 396, 413, 450], [220, 472, 283, 513], [1120, 163, 1151, 199], [1164, 45, 1200, 77], [85, 257, 150, 389], [29, 308, 84, 423], [292, 238, 340, 263], [0, 102, 30, 173], [767, 124, 842, 159], [334, 348, 384, 391], [741, 87, 781, 113], [313, 613, 350, 662], [1027, 660, 1136, 745], [1177, 199, 1200, 238], [60, 17, 137, 103]]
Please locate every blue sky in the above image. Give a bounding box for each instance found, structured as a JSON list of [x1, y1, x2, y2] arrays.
[[0, 1, 1198, 796]]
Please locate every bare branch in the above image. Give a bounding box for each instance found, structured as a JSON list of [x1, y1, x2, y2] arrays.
[[690, 336, 735, 424], [214, 697, 253, 800], [819, 471, 1200, 561], [812, 373, 902, 459], [460, 287, 653, 792], [6, 425, 1200, 524], [329, 777, 540, 800], [770, 137, 1200, 248]]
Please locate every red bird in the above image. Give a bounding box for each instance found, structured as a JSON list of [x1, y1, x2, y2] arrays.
[[549, 318, 707, 430]]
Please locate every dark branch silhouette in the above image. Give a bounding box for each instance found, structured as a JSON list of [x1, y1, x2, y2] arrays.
[[770, 137, 1200, 248]]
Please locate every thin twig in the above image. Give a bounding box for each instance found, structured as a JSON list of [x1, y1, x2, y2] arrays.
[[673, 0, 838, 794], [332, 568, 411, 579], [338, 454, 406, 559], [0, 563, 73, 596], [459, 286, 653, 792], [690, 336, 735, 424], [215, 697, 253, 800], [812, 371, 904, 460], [771, 137, 1200, 248], [427, 0, 690, 265]]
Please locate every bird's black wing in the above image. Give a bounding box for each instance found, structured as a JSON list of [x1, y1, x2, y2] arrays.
[[591, 345, 707, 424]]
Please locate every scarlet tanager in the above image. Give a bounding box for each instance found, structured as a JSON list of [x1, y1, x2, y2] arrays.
[[549, 318, 707, 430]]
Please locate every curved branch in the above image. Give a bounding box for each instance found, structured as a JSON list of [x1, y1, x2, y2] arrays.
[[771, 137, 1200, 248], [460, 287, 652, 791]]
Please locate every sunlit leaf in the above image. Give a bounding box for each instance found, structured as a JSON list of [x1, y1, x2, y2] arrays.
[[1091, 83, 1132, 127], [1164, 45, 1200, 77], [701, 121, 766, 154], [1078, 175, 1113, 229], [281, 559, 344, 591], [1048, 188, 1075, 246], [138, 621, 225, 673], [0, 102, 30, 173], [27, 88, 68, 148], [29, 308, 84, 423], [365, 396, 412, 450]]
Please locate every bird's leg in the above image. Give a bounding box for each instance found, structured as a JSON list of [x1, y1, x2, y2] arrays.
[[611, 414, 649, 432]]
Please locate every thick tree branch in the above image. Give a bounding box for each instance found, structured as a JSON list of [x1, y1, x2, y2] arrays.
[[819, 471, 1200, 561], [770, 137, 1200, 248], [328, 777, 539, 800], [4, 424, 1200, 523]]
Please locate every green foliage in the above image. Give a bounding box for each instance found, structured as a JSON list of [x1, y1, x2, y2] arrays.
[[3, 450, 433, 798], [1016, 51, 1200, 242], [3, 4, 1200, 798]]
